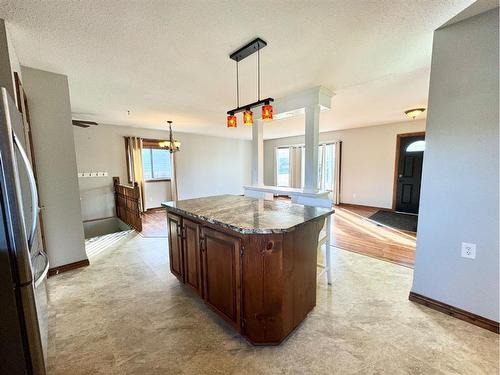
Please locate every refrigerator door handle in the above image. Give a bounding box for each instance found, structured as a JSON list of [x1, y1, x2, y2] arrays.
[[34, 251, 49, 288], [13, 131, 39, 250]]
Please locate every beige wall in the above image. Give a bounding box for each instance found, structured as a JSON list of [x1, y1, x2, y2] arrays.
[[144, 181, 172, 210], [412, 8, 499, 321], [264, 119, 426, 208], [73, 124, 252, 221], [21, 66, 87, 268]]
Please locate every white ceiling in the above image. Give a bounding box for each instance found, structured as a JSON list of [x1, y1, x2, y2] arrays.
[[0, 0, 475, 140]]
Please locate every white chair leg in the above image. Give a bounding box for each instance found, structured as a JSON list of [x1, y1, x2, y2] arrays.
[[326, 215, 333, 285]]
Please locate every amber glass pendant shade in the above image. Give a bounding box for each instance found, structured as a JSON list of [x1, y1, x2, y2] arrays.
[[243, 110, 253, 126], [262, 104, 273, 121], [227, 115, 237, 128]]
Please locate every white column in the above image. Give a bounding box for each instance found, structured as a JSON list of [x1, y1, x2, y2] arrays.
[[251, 119, 264, 186], [304, 104, 320, 192]]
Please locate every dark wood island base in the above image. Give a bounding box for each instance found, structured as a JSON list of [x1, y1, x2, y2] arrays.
[[163, 195, 333, 345]]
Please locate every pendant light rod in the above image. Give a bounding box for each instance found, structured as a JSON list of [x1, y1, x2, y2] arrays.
[[236, 61, 240, 108], [257, 46, 261, 101], [227, 97, 274, 115]]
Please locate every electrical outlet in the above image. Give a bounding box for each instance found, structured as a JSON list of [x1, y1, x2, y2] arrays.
[[461, 242, 476, 259]]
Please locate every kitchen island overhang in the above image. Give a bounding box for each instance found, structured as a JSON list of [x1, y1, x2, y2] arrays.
[[162, 195, 334, 345]]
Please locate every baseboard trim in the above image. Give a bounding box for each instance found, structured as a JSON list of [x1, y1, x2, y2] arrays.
[[409, 292, 499, 334], [48, 259, 90, 277], [337, 203, 389, 211], [83, 216, 115, 223]]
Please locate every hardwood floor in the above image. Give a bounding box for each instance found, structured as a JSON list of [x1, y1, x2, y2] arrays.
[[331, 204, 416, 267], [141, 209, 168, 237], [139, 203, 416, 267]]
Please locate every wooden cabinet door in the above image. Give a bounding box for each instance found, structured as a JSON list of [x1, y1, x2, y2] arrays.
[[183, 219, 202, 295], [167, 213, 183, 281], [201, 227, 241, 329]]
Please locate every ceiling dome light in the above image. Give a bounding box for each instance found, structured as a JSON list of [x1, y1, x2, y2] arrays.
[[404, 108, 426, 120], [262, 103, 273, 121], [243, 109, 253, 126], [227, 114, 237, 128]]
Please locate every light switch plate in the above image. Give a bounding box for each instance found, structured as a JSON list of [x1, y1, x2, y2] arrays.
[[461, 242, 476, 259]]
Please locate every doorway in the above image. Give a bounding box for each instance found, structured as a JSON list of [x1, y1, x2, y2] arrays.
[[393, 132, 425, 214]]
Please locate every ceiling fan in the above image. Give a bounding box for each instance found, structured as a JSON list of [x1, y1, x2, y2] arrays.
[[72, 119, 98, 128]]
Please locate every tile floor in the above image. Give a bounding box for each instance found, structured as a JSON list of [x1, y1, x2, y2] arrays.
[[47, 233, 498, 374]]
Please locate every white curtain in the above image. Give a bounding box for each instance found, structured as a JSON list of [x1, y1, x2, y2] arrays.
[[170, 152, 179, 201], [127, 137, 146, 212], [289, 146, 302, 188], [332, 141, 342, 205]]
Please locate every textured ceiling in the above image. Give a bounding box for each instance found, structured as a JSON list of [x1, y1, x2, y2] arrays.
[[0, 0, 474, 139]]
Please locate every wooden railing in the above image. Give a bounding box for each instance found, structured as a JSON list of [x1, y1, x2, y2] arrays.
[[113, 177, 142, 231]]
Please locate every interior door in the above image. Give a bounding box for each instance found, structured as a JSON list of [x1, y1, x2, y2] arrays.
[[182, 218, 202, 295], [201, 227, 241, 329], [396, 135, 425, 214], [167, 213, 183, 281]]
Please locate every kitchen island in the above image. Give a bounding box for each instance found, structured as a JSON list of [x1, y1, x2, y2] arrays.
[[162, 195, 334, 345]]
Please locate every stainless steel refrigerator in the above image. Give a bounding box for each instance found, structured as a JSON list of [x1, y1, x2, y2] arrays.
[[0, 87, 48, 374]]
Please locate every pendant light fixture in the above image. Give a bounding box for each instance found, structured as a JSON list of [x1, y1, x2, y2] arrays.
[[262, 102, 273, 121], [227, 38, 274, 128], [159, 120, 181, 153], [227, 113, 237, 128], [243, 109, 253, 126]]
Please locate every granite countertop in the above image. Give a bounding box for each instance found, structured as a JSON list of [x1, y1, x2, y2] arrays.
[[161, 194, 334, 234]]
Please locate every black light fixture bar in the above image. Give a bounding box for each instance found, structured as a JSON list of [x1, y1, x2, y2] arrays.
[[227, 97, 274, 115], [230, 38, 267, 62]]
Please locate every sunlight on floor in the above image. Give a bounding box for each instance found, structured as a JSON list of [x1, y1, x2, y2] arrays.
[[85, 230, 134, 258]]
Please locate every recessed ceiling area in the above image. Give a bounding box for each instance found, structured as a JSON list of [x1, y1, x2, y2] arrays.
[[0, 0, 474, 139]]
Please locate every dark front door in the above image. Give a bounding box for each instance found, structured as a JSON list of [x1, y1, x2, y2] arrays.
[[396, 135, 425, 214]]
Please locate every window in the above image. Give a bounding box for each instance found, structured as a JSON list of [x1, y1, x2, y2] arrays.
[[321, 143, 335, 191], [276, 148, 290, 187], [406, 140, 425, 152], [278, 143, 336, 190], [142, 148, 172, 180], [299, 143, 336, 191]]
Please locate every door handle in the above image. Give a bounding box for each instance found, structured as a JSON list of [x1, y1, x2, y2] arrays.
[[13, 132, 39, 250], [34, 250, 49, 288]]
